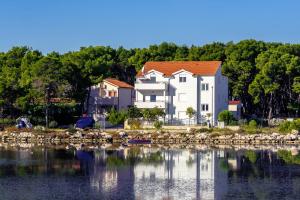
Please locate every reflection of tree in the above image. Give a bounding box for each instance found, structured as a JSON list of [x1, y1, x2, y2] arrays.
[[278, 150, 300, 165], [245, 150, 257, 164], [186, 156, 194, 168], [219, 158, 229, 172]]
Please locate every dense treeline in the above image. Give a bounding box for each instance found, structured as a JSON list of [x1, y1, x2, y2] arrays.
[[1, 40, 300, 125]]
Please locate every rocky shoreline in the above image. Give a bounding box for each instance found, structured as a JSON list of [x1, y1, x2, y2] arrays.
[[1, 129, 300, 146]]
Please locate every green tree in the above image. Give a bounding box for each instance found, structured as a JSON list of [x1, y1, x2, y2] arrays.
[[107, 108, 126, 126], [186, 107, 196, 125], [218, 110, 234, 125], [249, 49, 300, 120], [153, 120, 163, 130]]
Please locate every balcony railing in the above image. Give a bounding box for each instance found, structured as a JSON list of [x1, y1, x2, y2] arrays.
[[93, 97, 118, 105], [135, 82, 167, 90], [134, 100, 165, 109]]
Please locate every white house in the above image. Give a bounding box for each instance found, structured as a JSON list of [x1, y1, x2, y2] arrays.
[[87, 78, 134, 121], [135, 61, 228, 125]]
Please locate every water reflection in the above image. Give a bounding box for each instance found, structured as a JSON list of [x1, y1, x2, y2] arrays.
[[1, 146, 300, 199]]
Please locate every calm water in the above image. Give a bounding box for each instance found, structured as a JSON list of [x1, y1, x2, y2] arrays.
[[0, 145, 300, 200]]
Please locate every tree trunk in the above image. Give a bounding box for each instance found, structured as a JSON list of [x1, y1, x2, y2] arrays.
[[84, 86, 91, 114], [268, 93, 273, 125]]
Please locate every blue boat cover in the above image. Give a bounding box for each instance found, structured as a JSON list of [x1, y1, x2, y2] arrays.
[[75, 117, 94, 129]]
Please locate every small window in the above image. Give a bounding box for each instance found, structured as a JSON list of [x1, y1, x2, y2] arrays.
[[201, 104, 209, 111], [109, 91, 117, 97], [201, 83, 209, 91], [150, 75, 156, 82], [150, 95, 156, 102], [178, 93, 187, 102], [179, 74, 186, 83]]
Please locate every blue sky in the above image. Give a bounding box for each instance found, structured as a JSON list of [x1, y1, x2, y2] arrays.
[[1, 0, 300, 53]]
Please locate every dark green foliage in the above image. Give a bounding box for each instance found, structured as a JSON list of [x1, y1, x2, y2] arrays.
[[107, 108, 127, 126], [127, 106, 142, 119], [153, 120, 163, 130], [2, 40, 300, 126], [142, 107, 165, 122]]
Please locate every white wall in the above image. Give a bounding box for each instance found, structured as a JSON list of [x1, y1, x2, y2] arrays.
[[168, 72, 198, 124], [118, 88, 134, 110]]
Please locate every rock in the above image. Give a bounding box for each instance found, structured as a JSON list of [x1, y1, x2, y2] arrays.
[[291, 129, 299, 135], [74, 131, 82, 138]]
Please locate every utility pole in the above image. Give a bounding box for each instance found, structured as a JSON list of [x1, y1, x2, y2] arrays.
[[45, 86, 50, 129], [211, 86, 214, 126]]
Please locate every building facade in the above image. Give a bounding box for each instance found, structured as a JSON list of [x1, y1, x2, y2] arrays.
[[135, 61, 228, 125], [228, 100, 242, 120], [87, 78, 134, 121]]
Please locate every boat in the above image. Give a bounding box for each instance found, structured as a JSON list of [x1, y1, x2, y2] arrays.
[[128, 139, 151, 144]]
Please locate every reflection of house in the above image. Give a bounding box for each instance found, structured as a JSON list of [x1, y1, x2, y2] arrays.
[[87, 78, 134, 121], [228, 100, 242, 120], [135, 61, 228, 125], [133, 148, 228, 200]]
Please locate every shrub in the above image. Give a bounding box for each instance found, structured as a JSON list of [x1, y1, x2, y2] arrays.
[[127, 106, 142, 119], [94, 121, 101, 129], [67, 125, 77, 134], [128, 119, 141, 130], [196, 128, 213, 133], [153, 120, 163, 130], [279, 119, 300, 133], [248, 120, 257, 128], [218, 110, 235, 125], [142, 107, 165, 122], [34, 125, 46, 131], [49, 121, 58, 128], [107, 108, 127, 126]]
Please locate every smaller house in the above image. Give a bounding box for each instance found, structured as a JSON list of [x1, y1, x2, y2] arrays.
[[87, 78, 134, 121], [228, 100, 242, 120]]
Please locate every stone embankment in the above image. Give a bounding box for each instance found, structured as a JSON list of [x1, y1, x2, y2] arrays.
[[1, 129, 300, 145]]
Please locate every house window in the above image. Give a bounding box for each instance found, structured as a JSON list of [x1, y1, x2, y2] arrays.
[[150, 74, 156, 82], [201, 104, 209, 111], [178, 93, 187, 102], [201, 83, 209, 91], [179, 75, 186, 83], [150, 95, 156, 102], [109, 91, 117, 97]]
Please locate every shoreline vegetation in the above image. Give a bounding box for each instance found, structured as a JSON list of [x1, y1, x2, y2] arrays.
[[1, 125, 300, 146]]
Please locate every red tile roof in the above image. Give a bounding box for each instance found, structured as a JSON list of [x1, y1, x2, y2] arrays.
[[137, 61, 222, 77], [104, 78, 133, 89], [229, 100, 241, 105]]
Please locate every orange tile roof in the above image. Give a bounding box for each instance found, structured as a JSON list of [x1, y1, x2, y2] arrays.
[[104, 78, 134, 89], [137, 61, 222, 77], [229, 100, 241, 105]]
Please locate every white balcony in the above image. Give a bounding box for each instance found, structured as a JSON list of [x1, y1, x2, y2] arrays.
[[135, 101, 166, 109], [135, 82, 166, 90]]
